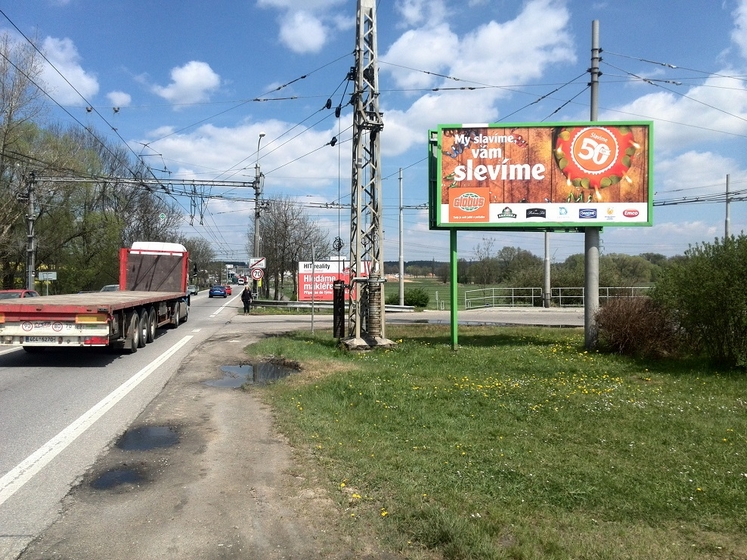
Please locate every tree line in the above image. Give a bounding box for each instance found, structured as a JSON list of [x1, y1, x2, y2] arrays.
[[386, 237, 682, 288]]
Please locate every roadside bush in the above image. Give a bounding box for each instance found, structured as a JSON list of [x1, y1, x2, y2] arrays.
[[385, 288, 430, 308], [596, 297, 680, 359], [652, 235, 747, 368]]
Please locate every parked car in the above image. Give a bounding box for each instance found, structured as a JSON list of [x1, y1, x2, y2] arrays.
[[187, 284, 199, 295], [100, 284, 120, 292], [208, 285, 227, 298], [224, 285, 232, 295], [0, 289, 40, 299]]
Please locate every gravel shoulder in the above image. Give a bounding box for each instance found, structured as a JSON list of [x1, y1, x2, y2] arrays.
[[18, 314, 395, 560]]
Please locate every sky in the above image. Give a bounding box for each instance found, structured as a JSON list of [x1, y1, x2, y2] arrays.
[[3, 0, 747, 265]]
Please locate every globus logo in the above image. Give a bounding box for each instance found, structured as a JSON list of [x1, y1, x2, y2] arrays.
[[452, 192, 486, 212]]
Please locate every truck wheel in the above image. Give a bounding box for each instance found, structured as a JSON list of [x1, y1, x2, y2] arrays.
[[126, 311, 140, 353], [146, 308, 157, 343], [172, 302, 181, 328], [137, 311, 148, 348]]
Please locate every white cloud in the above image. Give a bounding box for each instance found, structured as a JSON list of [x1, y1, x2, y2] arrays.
[[41, 36, 99, 105], [279, 11, 327, 54], [656, 150, 739, 197], [395, 0, 448, 27], [605, 75, 747, 154], [107, 90, 131, 108], [452, 0, 575, 85], [143, 120, 348, 191], [379, 0, 575, 156], [259, 0, 347, 53], [381, 23, 457, 90], [152, 61, 221, 107]]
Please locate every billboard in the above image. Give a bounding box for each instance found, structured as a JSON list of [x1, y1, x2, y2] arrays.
[[429, 121, 653, 229], [298, 260, 349, 301]]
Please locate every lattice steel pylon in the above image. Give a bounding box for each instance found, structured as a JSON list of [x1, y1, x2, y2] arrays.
[[345, 0, 393, 349]]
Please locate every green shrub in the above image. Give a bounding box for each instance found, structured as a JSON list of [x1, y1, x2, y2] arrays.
[[653, 235, 747, 368], [385, 287, 430, 308], [596, 297, 680, 359]]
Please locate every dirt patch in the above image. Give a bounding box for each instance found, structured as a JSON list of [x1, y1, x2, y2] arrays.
[[18, 324, 400, 559]]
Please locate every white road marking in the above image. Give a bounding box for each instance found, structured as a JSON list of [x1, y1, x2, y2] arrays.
[[0, 335, 193, 507], [209, 295, 239, 317]]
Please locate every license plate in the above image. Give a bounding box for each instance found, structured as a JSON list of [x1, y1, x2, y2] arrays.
[[24, 336, 58, 343]]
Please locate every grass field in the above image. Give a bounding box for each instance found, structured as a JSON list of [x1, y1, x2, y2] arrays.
[[247, 325, 747, 559]]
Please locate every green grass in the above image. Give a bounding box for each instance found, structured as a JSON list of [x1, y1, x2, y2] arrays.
[[248, 325, 747, 559]]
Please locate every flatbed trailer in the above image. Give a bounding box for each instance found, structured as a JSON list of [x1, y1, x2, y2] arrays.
[[0, 242, 190, 353]]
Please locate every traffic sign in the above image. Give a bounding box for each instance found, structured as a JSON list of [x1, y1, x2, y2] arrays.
[[251, 268, 264, 280], [249, 257, 265, 269]]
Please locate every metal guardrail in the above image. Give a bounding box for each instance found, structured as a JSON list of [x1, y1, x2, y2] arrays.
[[251, 299, 415, 313], [464, 286, 652, 309]]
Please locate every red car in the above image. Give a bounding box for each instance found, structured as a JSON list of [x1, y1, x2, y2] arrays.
[[0, 289, 40, 299], [224, 285, 232, 295]]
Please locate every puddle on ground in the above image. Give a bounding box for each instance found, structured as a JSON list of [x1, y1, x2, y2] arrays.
[[205, 363, 294, 388], [90, 467, 144, 490], [116, 426, 179, 451]]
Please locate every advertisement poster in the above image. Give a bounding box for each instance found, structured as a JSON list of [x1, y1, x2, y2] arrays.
[[298, 260, 349, 301], [430, 122, 653, 229]]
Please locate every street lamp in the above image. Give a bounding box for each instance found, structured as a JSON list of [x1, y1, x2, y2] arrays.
[[253, 132, 265, 294]]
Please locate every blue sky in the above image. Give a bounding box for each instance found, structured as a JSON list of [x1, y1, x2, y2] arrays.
[[3, 0, 747, 264]]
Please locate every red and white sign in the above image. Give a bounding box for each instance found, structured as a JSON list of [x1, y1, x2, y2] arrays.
[[250, 268, 264, 280], [298, 260, 348, 301]]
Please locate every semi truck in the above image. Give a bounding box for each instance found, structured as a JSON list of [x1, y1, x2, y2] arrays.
[[0, 241, 190, 353]]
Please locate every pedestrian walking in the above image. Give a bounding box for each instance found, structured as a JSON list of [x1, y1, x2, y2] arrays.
[[241, 285, 253, 314]]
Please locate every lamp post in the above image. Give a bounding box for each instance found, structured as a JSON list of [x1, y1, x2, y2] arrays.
[[253, 132, 265, 295]]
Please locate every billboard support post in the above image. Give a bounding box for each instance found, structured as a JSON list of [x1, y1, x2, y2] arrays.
[[450, 229, 459, 350]]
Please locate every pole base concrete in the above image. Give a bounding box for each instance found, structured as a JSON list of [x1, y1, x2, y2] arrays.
[[340, 336, 397, 351]]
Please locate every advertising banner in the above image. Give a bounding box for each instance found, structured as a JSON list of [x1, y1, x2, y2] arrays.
[[429, 121, 653, 229], [298, 260, 349, 301]]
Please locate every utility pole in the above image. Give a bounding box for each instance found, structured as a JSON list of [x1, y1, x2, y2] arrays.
[[725, 173, 731, 239], [398, 168, 404, 307], [25, 171, 36, 291], [585, 19, 601, 350], [253, 132, 265, 296], [345, 0, 393, 349]]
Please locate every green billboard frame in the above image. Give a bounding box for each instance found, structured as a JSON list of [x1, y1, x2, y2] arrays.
[[429, 121, 653, 231]]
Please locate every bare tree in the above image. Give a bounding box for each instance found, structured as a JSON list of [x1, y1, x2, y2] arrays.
[[470, 237, 499, 286], [0, 31, 46, 265], [179, 236, 216, 286], [249, 196, 330, 299]]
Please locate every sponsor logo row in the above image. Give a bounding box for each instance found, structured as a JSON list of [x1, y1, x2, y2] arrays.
[[495, 206, 641, 221]]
